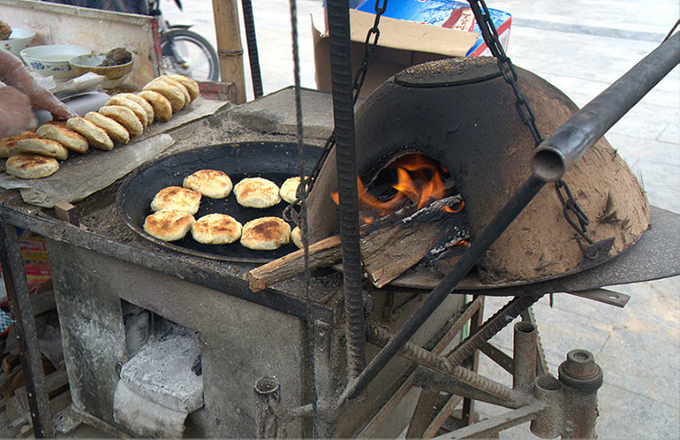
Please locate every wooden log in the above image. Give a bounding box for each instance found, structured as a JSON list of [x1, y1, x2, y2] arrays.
[[361, 221, 441, 288], [248, 235, 343, 292], [248, 196, 466, 292]]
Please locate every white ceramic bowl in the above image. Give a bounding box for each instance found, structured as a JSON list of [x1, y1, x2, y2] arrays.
[[20, 44, 92, 80], [1, 28, 36, 56]]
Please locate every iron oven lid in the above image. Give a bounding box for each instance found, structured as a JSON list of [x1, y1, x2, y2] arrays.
[[117, 142, 321, 263]]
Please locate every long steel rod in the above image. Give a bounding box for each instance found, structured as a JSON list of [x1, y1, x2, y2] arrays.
[[532, 31, 680, 182], [241, 0, 263, 98], [326, 0, 367, 377]]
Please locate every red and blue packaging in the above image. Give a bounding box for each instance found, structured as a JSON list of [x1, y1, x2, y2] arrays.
[[354, 0, 512, 57]]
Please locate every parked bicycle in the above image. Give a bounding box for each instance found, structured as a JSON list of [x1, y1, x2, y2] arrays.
[[149, 0, 220, 81]]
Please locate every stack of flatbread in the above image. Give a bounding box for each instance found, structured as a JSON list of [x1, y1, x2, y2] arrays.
[[143, 170, 309, 252], [0, 74, 199, 179]]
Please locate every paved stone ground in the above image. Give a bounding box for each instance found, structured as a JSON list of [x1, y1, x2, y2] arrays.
[[164, 0, 680, 438]]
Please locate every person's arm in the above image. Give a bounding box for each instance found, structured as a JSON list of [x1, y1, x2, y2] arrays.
[[0, 49, 77, 136]]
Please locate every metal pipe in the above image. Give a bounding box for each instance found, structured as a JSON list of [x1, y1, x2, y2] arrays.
[[530, 375, 563, 439], [340, 176, 547, 403], [558, 350, 604, 438], [326, 0, 367, 378], [532, 31, 680, 182], [513, 322, 538, 390], [254, 376, 281, 438]]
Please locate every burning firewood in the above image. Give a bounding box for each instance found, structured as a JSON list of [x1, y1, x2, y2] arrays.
[[248, 195, 468, 292]]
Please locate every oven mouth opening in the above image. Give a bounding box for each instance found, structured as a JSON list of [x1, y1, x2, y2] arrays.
[[332, 152, 470, 276], [333, 152, 464, 228]]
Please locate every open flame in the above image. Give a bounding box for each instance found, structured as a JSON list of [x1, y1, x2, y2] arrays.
[[331, 153, 464, 224]]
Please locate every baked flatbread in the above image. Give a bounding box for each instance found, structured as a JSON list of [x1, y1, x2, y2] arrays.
[[15, 138, 69, 160], [280, 176, 307, 204], [66, 117, 114, 151], [84, 112, 130, 145], [138, 91, 172, 122], [234, 177, 281, 208], [157, 75, 191, 105], [115, 93, 155, 124], [0, 131, 39, 158], [36, 122, 89, 153], [291, 226, 304, 249], [240, 217, 291, 250], [183, 169, 233, 199], [168, 74, 200, 102], [143, 210, 195, 242], [191, 213, 242, 244], [6, 154, 59, 179], [143, 79, 186, 113], [150, 186, 202, 215], [104, 95, 149, 128], [98, 105, 144, 137]]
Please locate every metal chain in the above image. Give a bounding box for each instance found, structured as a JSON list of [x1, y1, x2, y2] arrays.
[[284, 0, 389, 226], [467, 0, 593, 246]]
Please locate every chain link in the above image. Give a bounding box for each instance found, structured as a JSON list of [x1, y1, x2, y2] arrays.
[[468, 0, 593, 246]]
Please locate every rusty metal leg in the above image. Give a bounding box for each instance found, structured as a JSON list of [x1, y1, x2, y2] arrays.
[[460, 296, 484, 427], [558, 350, 603, 438], [0, 223, 54, 437], [254, 376, 281, 438]]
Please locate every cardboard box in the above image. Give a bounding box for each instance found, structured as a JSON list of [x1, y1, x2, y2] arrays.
[[313, 2, 511, 98]]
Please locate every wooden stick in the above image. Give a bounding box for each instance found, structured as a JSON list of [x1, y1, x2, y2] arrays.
[[248, 235, 343, 292]]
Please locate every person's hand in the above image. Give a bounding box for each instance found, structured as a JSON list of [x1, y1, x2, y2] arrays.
[[0, 85, 37, 138], [0, 49, 77, 133]]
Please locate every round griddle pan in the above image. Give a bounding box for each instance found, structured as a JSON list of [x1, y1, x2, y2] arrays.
[[117, 142, 322, 263]]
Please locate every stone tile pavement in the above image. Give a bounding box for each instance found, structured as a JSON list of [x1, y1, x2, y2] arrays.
[[169, 0, 680, 438]]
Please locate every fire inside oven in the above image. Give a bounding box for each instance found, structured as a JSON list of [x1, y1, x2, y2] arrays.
[[336, 152, 471, 268]]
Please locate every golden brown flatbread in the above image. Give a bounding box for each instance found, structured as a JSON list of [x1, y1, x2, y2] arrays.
[[157, 75, 191, 105], [143, 79, 186, 113], [291, 226, 304, 249], [183, 169, 233, 199], [150, 186, 202, 215], [240, 217, 291, 250], [234, 177, 281, 208], [0, 131, 39, 158], [191, 213, 242, 244], [98, 105, 144, 137], [143, 210, 195, 242], [168, 74, 200, 101], [15, 138, 68, 160], [6, 154, 59, 179], [115, 93, 155, 124], [36, 121, 89, 154], [280, 176, 307, 204], [84, 112, 130, 145], [138, 90, 172, 122], [66, 117, 114, 151], [104, 95, 149, 128]]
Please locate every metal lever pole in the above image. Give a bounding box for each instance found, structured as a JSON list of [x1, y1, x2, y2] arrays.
[[533, 31, 680, 182]]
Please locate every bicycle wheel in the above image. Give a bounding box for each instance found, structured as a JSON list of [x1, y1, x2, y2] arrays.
[[161, 28, 219, 82]]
